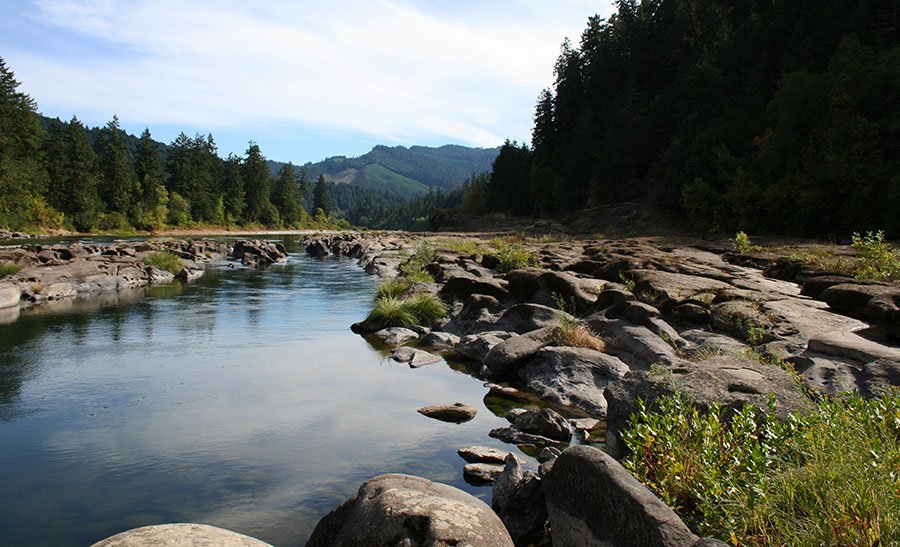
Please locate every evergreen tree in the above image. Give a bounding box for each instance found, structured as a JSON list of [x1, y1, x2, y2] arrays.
[[221, 153, 245, 223], [134, 128, 168, 230], [0, 56, 51, 228], [243, 142, 276, 224], [313, 174, 331, 216], [63, 116, 101, 231], [272, 163, 304, 227], [97, 115, 137, 215]]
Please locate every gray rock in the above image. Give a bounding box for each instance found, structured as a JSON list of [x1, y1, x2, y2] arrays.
[[505, 267, 545, 301], [457, 331, 514, 362], [441, 273, 509, 300], [42, 282, 76, 300], [787, 351, 863, 397], [628, 269, 732, 311], [490, 303, 571, 334], [457, 445, 510, 464], [492, 454, 547, 545], [306, 474, 513, 547], [510, 408, 574, 442], [390, 346, 442, 368], [442, 294, 505, 335], [463, 462, 505, 485], [417, 402, 477, 423], [863, 358, 900, 395], [418, 331, 461, 351], [538, 271, 603, 311], [868, 291, 900, 338], [519, 346, 629, 417], [672, 302, 712, 323], [505, 408, 528, 422], [145, 265, 176, 284], [538, 446, 561, 463], [801, 275, 856, 299], [90, 523, 270, 546], [586, 315, 683, 369], [373, 327, 420, 347], [807, 330, 900, 363], [821, 283, 892, 316], [710, 300, 768, 342], [0, 282, 20, 309], [489, 427, 559, 446], [544, 445, 699, 547], [483, 326, 556, 374]]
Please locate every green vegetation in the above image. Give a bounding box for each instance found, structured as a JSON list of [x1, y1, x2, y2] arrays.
[[852, 230, 900, 282], [731, 231, 761, 254], [365, 293, 448, 329], [622, 392, 900, 546], [399, 241, 436, 283], [492, 242, 536, 273], [435, 238, 485, 256], [375, 279, 412, 300], [0, 262, 21, 277], [443, 2, 900, 238], [142, 251, 183, 275]]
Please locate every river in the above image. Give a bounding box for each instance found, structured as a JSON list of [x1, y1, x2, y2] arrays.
[[0, 236, 519, 546]]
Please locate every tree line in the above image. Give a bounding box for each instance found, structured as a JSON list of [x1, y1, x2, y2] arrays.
[[468, 0, 900, 236], [0, 56, 338, 232]]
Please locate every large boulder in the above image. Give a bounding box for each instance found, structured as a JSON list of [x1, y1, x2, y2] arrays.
[[508, 408, 573, 442], [538, 271, 604, 312], [483, 326, 556, 374], [868, 291, 900, 339], [627, 269, 732, 311], [821, 283, 893, 317], [518, 347, 629, 417], [457, 331, 514, 362], [441, 273, 509, 300], [306, 474, 514, 547], [490, 303, 572, 334], [91, 523, 270, 546], [543, 446, 699, 546]]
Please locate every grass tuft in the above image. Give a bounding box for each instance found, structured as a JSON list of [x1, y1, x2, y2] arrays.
[[365, 293, 448, 329], [143, 251, 184, 274], [0, 262, 22, 277], [555, 321, 606, 351], [375, 279, 412, 300], [493, 242, 537, 273]]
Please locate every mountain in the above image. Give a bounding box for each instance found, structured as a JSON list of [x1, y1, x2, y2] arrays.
[[269, 144, 500, 200]]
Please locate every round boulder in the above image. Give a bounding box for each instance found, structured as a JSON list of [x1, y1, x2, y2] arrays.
[[307, 474, 514, 546], [91, 523, 270, 546]]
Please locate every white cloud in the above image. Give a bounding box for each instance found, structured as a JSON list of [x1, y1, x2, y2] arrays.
[[17, 0, 614, 147]]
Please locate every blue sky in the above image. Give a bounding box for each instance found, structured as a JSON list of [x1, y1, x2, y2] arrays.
[[2, 0, 614, 164]]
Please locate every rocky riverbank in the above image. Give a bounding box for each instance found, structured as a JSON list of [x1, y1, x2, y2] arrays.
[[0, 239, 288, 323], [297, 231, 899, 545]]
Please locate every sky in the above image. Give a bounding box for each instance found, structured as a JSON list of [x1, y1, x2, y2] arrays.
[[1, 0, 614, 164]]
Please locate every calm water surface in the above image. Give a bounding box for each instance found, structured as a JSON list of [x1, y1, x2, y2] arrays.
[[0, 237, 516, 546]]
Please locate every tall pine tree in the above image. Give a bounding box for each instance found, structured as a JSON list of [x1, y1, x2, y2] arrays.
[[134, 128, 168, 230], [272, 163, 304, 227], [313, 174, 331, 216], [98, 115, 137, 216]]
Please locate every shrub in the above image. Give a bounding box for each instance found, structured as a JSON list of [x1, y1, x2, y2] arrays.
[[493, 242, 536, 273], [732, 231, 761, 254], [143, 251, 183, 274], [852, 230, 900, 281], [0, 262, 21, 277], [621, 391, 900, 545]]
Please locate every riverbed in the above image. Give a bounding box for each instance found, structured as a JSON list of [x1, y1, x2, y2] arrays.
[[0, 237, 515, 546]]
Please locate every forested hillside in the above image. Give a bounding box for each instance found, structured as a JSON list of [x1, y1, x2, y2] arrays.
[[473, 0, 900, 236], [0, 55, 497, 232]]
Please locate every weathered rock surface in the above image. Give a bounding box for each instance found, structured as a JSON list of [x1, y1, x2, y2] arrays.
[[544, 446, 699, 547], [373, 327, 420, 347], [457, 331, 515, 362], [483, 326, 556, 374], [463, 462, 505, 485], [508, 408, 574, 442], [417, 402, 477, 423], [232, 239, 288, 266], [390, 346, 442, 368], [493, 453, 548, 545], [91, 523, 270, 546], [307, 474, 514, 547], [457, 445, 510, 464]]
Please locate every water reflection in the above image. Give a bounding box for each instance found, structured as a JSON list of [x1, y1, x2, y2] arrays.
[[0, 238, 517, 546]]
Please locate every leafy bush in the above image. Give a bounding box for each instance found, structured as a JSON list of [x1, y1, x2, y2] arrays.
[[0, 262, 21, 277], [732, 231, 761, 254], [143, 251, 183, 274], [493, 242, 536, 273], [622, 391, 900, 545], [852, 230, 900, 281]]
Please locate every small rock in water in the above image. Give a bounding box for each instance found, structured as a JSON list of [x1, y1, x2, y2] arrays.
[[458, 445, 511, 464], [417, 402, 477, 423], [390, 347, 442, 368], [538, 446, 561, 463], [373, 327, 420, 346], [463, 463, 505, 485], [505, 408, 529, 423]]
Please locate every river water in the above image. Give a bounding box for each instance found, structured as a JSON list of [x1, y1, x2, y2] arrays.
[[0, 237, 518, 546]]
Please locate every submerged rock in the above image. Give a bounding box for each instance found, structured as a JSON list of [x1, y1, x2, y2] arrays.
[[91, 523, 270, 546]]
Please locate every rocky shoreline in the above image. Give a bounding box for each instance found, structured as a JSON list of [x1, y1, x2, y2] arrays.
[[295, 231, 899, 546], [0, 239, 288, 324]]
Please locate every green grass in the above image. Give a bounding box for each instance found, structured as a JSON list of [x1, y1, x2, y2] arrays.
[[399, 241, 436, 283], [365, 293, 448, 329], [493, 242, 537, 273], [375, 279, 412, 300], [435, 237, 486, 255], [0, 262, 22, 277], [142, 251, 184, 274], [621, 391, 900, 546]]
